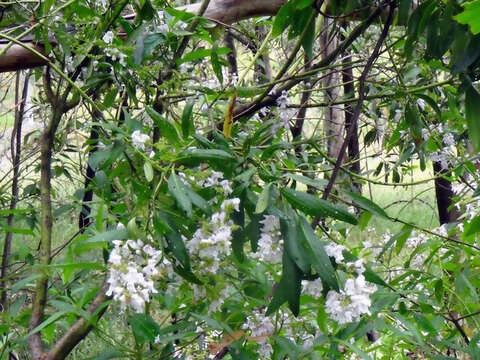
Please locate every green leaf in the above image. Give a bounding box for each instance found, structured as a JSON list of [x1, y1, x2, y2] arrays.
[[73, 229, 127, 254], [181, 101, 195, 138], [434, 279, 443, 303], [176, 148, 235, 164], [301, 13, 315, 59], [465, 82, 480, 152], [86, 349, 126, 360], [255, 183, 271, 214], [344, 191, 389, 219], [128, 313, 160, 344], [267, 250, 302, 316], [281, 188, 358, 225], [29, 311, 67, 336], [285, 173, 328, 189], [281, 217, 310, 273], [46, 262, 105, 271], [211, 44, 223, 84], [298, 216, 338, 290], [378, 225, 413, 258], [179, 49, 211, 64], [455, 0, 480, 34], [185, 188, 209, 213], [272, 1, 294, 37], [145, 106, 180, 144], [143, 161, 154, 182], [12, 274, 42, 292], [139, 0, 154, 21], [165, 230, 190, 269], [168, 173, 192, 216], [0, 226, 34, 236]]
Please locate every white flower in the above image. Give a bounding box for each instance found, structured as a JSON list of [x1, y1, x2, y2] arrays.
[[325, 274, 376, 325], [102, 31, 114, 44], [416, 98, 426, 111], [394, 109, 402, 121], [252, 215, 283, 264], [325, 242, 345, 264], [302, 278, 323, 298], [346, 259, 365, 275], [443, 133, 455, 147], [156, 23, 168, 33], [131, 130, 149, 150], [277, 90, 289, 109], [421, 128, 430, 141], [106, 237, 163, 312]]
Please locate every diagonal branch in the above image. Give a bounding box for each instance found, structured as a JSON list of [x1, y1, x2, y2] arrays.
[[312, 0, 396, 226], [232, 2, 389, 121]]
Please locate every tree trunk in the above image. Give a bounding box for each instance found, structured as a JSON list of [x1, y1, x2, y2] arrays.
[[433, 161, 459, 224], [321, 19, 344, 159], [0, 70, 30, 310]]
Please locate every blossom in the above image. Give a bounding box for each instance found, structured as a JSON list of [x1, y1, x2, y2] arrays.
[[302, 278, 323, 298], [243, 309, 275, 358], [325, 242, 346, 264], [186, 198, 240, 273], [106, 238, 164, 313], [251, 215, 283, 264], [416, 98, 426, 111], [131, 130, 149, 150], [325, 274, 376, 324], [443, 133, 455, 147], [102, 31, 114, 44]]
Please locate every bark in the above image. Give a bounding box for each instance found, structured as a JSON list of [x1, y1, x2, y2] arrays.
[[318, 1, 395, 207], [0, 0, 286, 73], [254, 26, 273, 84], [78, 125, 99, 232], [0, 43, 49, 73], [28, 67, 68, 360], [181, 0, 286, 24], [224, 32, 238, 78], [43, 280, 111, 360], [0, 70, 30, 310], [433, 161, 459, 224], [321, 18, 344, 159], [342, 22, 361, 192]]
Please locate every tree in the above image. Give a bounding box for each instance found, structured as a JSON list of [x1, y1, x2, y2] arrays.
[[1, 0, 480, 359]]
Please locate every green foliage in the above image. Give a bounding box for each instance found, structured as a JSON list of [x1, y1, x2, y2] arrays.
[[2, 0, 480, 359]]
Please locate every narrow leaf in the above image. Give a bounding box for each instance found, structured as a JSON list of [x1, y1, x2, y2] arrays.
[[298, 217, 338, 290], [344, 191, 389, 219], [168, 173, 192, 216], [255, 183, 271, 214], [181, 101, 195, 138], [281, 188, 358, 225], [146, 106, 180, 144]]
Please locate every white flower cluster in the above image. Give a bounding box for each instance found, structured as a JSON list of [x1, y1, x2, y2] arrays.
[[325, 242, 346, 264], [243, 309, 275, 359], [270, 90, 294, 135], [325, 270, 376, 325], [180, 170, 233, 195], [186, 198, 240, 272], [105, 47, 127, 67], [201, 170, 233, 195], [102, 30, 114, 44], [106, 238, 163, 313], [406, 231, 428, 249], [302, 278, 323, 298], [131, 130, 150, 150], [423, 123, 457, 170], [251, 215, 283, 264]]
